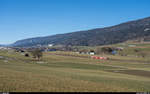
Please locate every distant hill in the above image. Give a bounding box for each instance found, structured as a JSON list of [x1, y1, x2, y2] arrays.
[[0, 45, 4, 47], [0, 44, 8, 47], [12, 17, 150, 47]]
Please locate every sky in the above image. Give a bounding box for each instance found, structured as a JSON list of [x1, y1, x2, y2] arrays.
[[0, 0, 150, 44]]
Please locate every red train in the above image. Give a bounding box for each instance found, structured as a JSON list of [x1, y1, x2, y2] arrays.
[[91, 56, 108, 60]]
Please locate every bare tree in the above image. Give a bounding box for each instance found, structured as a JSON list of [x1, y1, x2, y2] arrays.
[[31, 48, 43, 60]]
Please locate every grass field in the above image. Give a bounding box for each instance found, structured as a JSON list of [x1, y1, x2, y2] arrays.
[[0, 47, 150, 92]]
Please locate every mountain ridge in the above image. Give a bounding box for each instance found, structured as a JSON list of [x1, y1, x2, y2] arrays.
[[12, 17, 150, 47]]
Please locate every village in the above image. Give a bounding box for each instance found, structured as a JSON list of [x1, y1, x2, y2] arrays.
[[0, 44, 121, 58], [1, 41, 149, 62]]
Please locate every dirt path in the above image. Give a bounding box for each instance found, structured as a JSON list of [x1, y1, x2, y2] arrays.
[[110, 58, 150, 64], [106, 69, 150, 78]]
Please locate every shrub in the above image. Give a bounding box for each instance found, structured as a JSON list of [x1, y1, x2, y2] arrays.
[[101, 47, 113, 54], [25, 53, 29, 57]]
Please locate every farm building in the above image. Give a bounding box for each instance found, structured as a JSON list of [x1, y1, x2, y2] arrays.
[[89, 52, 95, 55], [48, 44, 53, 47], [111, 50, 117, 55], [79, 49, 95, 55], [89, 50, 95, 55]]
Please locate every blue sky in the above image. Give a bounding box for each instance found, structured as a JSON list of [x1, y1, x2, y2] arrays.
[[0, 0, 150, 44]]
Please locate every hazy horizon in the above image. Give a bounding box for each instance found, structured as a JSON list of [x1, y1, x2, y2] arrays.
[[0, 0, 150, 44]]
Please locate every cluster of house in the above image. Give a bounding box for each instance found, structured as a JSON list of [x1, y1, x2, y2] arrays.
[[2, 44, 125, 58], [78, 50, 95, 55], [0, 47, 11, 50], [12, 46, 59, 54], [77, 47, 124, 55]]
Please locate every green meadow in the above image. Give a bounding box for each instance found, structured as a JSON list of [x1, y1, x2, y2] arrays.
[[0, 43, 150, 92]]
